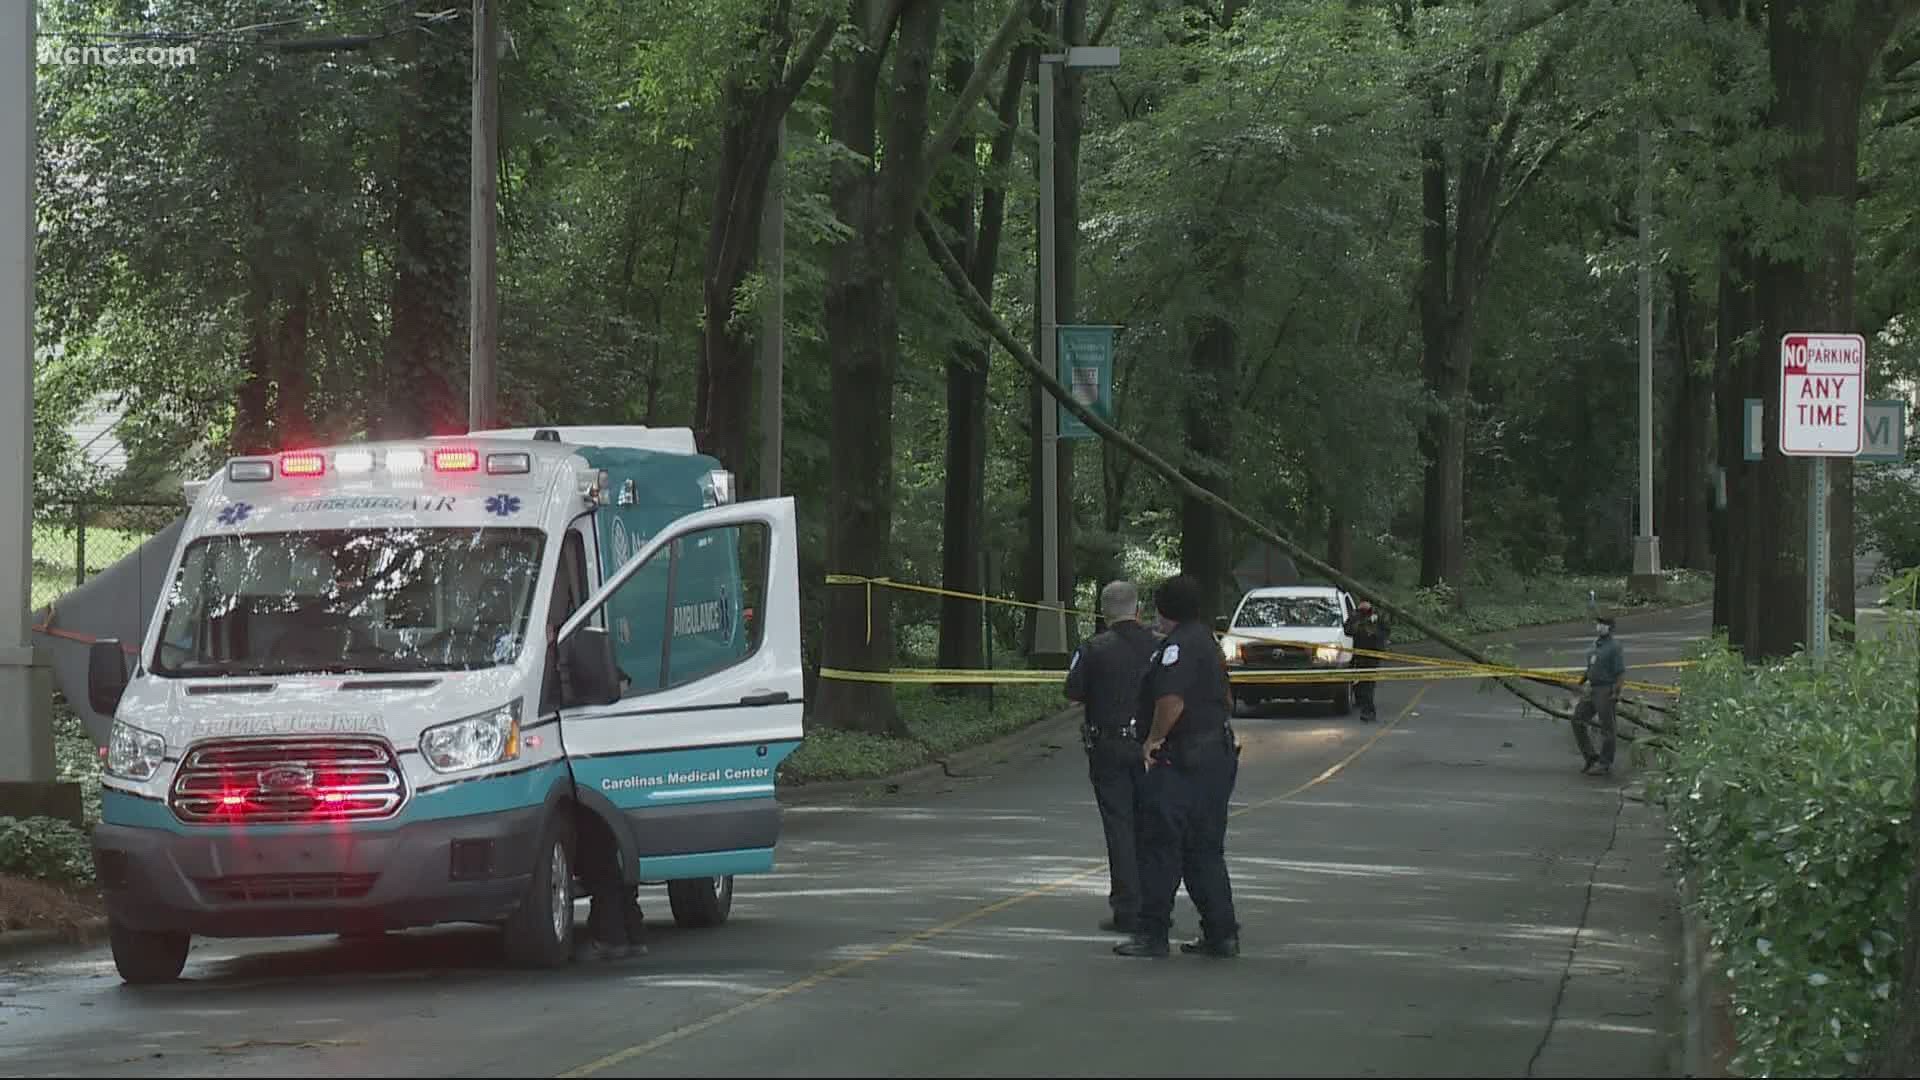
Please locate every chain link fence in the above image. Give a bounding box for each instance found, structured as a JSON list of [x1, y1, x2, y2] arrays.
[[30, 501, 186, 612]]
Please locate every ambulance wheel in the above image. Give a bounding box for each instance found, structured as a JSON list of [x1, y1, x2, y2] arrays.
[[668, 875, 733, 929], [502, 813, 576, 969], [110, 920, 189, 985]]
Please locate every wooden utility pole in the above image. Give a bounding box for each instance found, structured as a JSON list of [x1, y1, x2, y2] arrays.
[[468, 0, 499, 431]]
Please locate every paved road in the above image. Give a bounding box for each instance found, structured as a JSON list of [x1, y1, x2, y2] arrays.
[[0, 605, 1717, 1078]]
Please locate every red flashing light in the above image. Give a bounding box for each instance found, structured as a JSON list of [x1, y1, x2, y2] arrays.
[[221, 794, 246, 807], [280, 452, 327, 477], [433, 448, 480, 472], [321, 792, 346, 804]]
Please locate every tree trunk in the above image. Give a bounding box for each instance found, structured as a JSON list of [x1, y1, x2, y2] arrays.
[[1182, 312, 1237, 622], [273, 285, 312, 450], [1416, 124, 1464, 591], [816, 0, 942, 736], [379, 23, 466, 439], [234, 276, 274, 457], [937, 32, 1027, 678], [694, 89, 772, 471], [1662, 271, 1713, 571], [1741, 0, 1894, 662], [1328, 506, 1354, 575], [693, 7, 838, 472]]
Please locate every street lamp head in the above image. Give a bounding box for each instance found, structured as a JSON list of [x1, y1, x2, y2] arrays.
[[1064, 45, 1121, 68]]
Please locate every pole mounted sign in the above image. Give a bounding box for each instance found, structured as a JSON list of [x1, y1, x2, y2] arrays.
[[1057, 325, 1115, 440], [1779, 332, 1868, 663], [1780, 333, 1866, 455]]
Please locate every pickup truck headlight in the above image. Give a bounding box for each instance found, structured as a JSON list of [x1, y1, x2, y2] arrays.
[[1313, 645, 1345, 666], [1220, 636, 1247, 663], [107, 720, 167, 781], [421, 702, 522, 773]]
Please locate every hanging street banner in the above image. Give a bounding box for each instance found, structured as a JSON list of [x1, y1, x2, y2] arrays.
[[1057, 325, 1116, 440]]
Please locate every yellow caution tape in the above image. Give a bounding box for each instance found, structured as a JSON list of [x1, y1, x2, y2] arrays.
[[816, 665, 1680, 694]]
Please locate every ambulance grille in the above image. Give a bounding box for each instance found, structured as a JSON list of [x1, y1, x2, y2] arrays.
[[169, 738, 407, 824]]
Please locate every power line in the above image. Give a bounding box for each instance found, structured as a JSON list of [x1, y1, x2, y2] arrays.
[[38, 2, 462, 53]]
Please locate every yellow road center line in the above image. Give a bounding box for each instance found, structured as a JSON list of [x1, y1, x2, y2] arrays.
[[555, 684, 1431, 1078]]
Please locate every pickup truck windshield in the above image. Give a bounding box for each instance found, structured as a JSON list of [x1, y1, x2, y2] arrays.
[[152, 527, 547, 677], [1234, 596, 1343, 629]]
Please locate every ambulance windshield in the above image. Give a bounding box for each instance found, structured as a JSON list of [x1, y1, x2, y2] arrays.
[[151, 527, 547, 676]]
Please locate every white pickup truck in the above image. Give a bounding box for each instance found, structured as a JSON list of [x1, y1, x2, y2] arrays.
[[1212, 585, 1358, 716]]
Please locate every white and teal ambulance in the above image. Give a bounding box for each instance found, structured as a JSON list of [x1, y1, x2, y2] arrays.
[[86, 426, 805, 984]]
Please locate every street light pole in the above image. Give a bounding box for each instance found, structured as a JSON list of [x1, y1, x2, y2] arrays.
[[2, 0, 55, 787], [468, 0, 499, 432], [760, 122, 785, 499], [1632, 127, 1663, 593], [1034, 45, 1119, 663]]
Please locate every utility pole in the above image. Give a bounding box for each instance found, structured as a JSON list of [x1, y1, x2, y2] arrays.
[[1034, 44, 1119, 665], [2, 1, 60, 802], [468, 0, 499, 432], [760, 122, 784, 498], [1036, 54, 1066, 663], [1631, 128, 1663, 596]]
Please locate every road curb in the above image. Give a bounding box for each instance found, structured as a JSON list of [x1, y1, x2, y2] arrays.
[[1677, 872, 1737, 1077], [777, 704, 1084, 806], [0, 916, 107, 962]]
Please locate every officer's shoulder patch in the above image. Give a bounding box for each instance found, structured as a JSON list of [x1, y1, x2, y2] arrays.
[[1162, 643, 1181, 666]]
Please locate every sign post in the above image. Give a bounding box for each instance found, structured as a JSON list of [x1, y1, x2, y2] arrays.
[[1779, 332, 1867, 662], [1056, 325, 1115, 440]]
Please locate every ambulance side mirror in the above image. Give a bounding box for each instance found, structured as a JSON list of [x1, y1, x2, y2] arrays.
[[1213, 616, 1229, 635], [88, 640, 129, 717], [560, 626, 621, 708]]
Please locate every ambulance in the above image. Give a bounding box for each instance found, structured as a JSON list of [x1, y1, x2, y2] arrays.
[[85, 426, 805, 984]]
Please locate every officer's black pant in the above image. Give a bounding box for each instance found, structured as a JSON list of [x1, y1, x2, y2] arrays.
[[1136, 743, 1239, 944], [1087, 735, 1145, 924], [1353, 658, 1379, 719]]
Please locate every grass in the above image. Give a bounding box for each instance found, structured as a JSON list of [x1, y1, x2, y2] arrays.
[[1391, 567, 1716, 644], [780, 684, 1066, 786]]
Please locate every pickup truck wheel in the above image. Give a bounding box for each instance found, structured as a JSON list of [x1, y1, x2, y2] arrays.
[[1332, 682, 1354, 716], [668, 875, 734, 929], [502, 813, 576, 969], [110, 920, 189, 985]]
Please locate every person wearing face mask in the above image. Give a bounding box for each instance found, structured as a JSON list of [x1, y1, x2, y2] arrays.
[[1571, 614, 1626, 775]]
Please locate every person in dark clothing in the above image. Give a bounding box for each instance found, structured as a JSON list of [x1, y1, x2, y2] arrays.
[[1115, 574, 1242, 960], [1065, 580, 1162, 934], [1572, 613, 1627, 776], [1343, 600, 1389, 722]]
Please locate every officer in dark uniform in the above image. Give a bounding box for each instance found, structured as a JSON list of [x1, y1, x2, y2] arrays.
[[1116, 574, 1242, 959], [1343, 600, 1389, 722], [1065, 580, 1162, 934]]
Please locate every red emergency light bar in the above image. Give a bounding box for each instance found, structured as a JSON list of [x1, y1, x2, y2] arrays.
[[431, 448, 478, 472], [280, 452, 326, 477]]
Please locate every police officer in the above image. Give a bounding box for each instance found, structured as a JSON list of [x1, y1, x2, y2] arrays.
[[1116, 574, 1241, 959], [1572, 613, 1626, 776], [1343, 600, 1389, 722], [1065, 580, 1161, 934]]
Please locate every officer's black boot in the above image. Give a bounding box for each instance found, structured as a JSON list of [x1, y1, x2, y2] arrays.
[[1114, 933, 1169, 958], [1180, 935, 1241, 958]]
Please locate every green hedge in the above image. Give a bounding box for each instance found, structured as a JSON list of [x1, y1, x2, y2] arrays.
[[0, 815, 95, 885], [1652, 627, 1918, 1076]]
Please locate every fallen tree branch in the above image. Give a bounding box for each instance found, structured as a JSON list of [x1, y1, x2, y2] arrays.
[[913, 206, 1642, 730]]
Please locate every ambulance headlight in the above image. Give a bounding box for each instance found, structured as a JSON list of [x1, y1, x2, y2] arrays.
[[702, 470, 735, 507], [420, 702, 521, 773], [1313, 645, 1344, 665], [107, 721, 167, 782]]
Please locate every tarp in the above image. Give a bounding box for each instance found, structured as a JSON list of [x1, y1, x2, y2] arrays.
[[30, 516, 185, 746], [1232, 540, 1300, 594]]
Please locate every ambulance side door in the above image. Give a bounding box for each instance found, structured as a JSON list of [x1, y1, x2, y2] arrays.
[[552, 497, 805, 880]]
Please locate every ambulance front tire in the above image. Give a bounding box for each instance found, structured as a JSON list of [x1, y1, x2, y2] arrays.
[[668, 875, 733, 929], [110, 919, 190, 985], [501, 811, 577, 969]]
